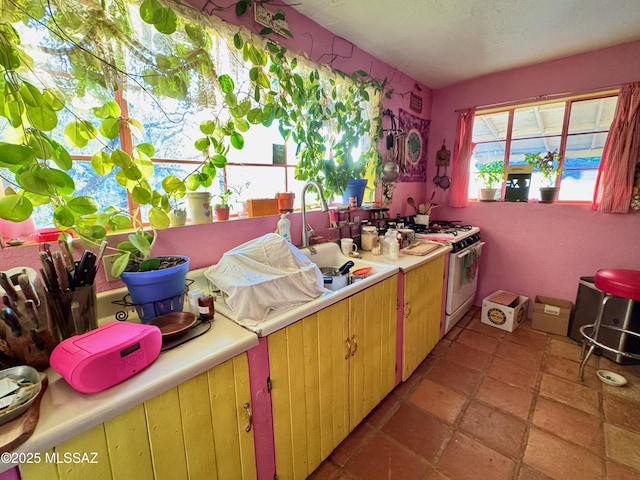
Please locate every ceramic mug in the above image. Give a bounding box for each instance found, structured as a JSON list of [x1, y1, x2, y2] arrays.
[[341, 238, 358, 256]]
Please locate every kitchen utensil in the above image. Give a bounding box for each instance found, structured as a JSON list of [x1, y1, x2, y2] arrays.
[[0, 308, 22, 337], [39, 252, 58, 293], [320, 261, 354, 291], [57, 239, 75, 273], [407, 197, 418, 214], [439, 164, 451, 190], [52, 251, 70, 292], [93, 240, 108, 279], [74, 250, 97, 287], [337, 260, 355, 275], [433, 165, 441, 185], [0, 273, 18, 303], [24, 300, 40, 329], [352, 266, 372, 277], [17, 273, 39, 307], [418, 203, 426, 214], [149, 312, 197, 342], [381, 160, 400, 182]]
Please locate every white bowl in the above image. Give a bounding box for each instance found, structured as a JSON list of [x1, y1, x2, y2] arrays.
[[596, 369, 627, 387]]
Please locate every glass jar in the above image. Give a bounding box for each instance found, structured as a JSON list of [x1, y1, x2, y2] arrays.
[[361, 226, 378, 251], [383, 229, 399, 261]]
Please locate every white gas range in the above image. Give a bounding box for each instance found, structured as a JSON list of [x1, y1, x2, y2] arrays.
[[414, 222, 484, 334]]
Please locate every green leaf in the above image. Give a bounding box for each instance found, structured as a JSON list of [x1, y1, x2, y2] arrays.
[[185, 23, 207, 48], [230, 132, 244, 150], [19, 83, 57, 131], [154, 7, 178, 35], [235, 0, 248, 16], [48, 138, 72, 170], [140, 0, 163, 24], [0, 194, 32, 222], [0, 44, 20, 69], [234, 118, 250, 132], [91, 151, 113, 175], [211, 154, 227, 168], [247, 108, 263, 124], [110, 252, 131, 278], [259, 27, 273, 36], [194, 137, 210, 151], [132, 185, 153, 204], [0, 143, 36, 167], [42, 89, 65, 111], [53, 205, 75, 227], [200, 120, 215, 135], [122, 165, 143, 181], [162, 175, 185, 195], [218, 74, 235, 94], [67, 196, 99, 215], [64, 121, 97, 148], [233, 33, 244, 49], [92, 101, 121, 119], [136, 143, 155, 157], [99, 117, 120, 139], [111, 149, 133, 168], [139, 257, 161, 272], [128, 232, 151, 257], [148, 207, 170, 229]]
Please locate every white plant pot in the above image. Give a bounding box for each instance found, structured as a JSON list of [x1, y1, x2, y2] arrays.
[[186, 192, 212, 224], [479, 188, 498, 201]]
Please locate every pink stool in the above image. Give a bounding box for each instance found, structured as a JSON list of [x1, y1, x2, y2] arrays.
[[579, 269, 640, 380]]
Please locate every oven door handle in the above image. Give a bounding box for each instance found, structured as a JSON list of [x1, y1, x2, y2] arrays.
[[456, 241, 486, 258]]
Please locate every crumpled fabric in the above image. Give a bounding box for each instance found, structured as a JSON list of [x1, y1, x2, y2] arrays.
[[205, 233, 328, 323]]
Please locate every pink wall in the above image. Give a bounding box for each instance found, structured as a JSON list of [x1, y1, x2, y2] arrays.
[[429, 40, 640, 309]]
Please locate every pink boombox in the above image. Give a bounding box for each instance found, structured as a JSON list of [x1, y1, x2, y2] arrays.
[[50, 322, 162, 394]]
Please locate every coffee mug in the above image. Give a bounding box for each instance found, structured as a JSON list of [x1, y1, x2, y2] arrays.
[[341, 238, 358, 256]]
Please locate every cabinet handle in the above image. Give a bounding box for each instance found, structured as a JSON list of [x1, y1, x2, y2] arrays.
[[350, 335, 358, 356], [405, 301, 412, 319], [243, 402, 253, 432], [345, 337, 352, 359]]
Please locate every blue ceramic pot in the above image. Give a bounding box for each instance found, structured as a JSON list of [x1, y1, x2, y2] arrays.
[[342, 178, 368, 207]]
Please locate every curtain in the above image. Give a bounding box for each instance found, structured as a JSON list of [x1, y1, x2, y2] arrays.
[[592, 82, 640, 213], [448, 108, 476, 207]]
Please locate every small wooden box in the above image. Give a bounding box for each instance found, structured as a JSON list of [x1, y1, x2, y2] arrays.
[[246, 199, 279, 217]]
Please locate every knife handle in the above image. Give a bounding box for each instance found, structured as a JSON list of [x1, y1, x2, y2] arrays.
[[39, 251, 59, 293], [25, 299, 40, 329], [58, 239, 75, 273], [0, 272, 18, 301], [52, 251, 71, 292], [18, 273, 40, 307], [0, 307, 22, 337]]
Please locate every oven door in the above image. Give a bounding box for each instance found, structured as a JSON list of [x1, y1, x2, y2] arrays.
[[446, 242, 485, 315]]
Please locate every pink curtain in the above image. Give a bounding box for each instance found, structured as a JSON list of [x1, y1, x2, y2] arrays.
[[592, 82, 640, 213], [448, 108, 476, 207]]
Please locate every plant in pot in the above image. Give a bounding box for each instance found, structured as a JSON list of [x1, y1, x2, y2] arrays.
[[214, 189, 233, 221], [524, 151, 563, 203], [476, 161, 505, 201]]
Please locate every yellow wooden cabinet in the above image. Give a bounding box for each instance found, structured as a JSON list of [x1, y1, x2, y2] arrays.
[[402, 255, 445, 381], [268, 276, 397, 480], [20, 354, 256, 480]]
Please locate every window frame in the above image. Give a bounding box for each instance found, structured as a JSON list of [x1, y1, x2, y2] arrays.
[[469, 90, 619, 203]]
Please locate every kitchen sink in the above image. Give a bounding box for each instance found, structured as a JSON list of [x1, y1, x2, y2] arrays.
[[211, 241, 399, 336]]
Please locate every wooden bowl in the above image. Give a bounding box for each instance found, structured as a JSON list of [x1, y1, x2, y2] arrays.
[[150, 312, 197, 342]]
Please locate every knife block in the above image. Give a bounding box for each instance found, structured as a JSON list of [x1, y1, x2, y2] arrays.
[[1, 279, 58, 371]]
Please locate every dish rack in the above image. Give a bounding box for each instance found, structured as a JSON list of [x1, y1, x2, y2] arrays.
[[112, 280, 194, 322]]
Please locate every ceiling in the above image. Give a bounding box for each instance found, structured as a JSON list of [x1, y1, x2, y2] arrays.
[[286, 0, 640, 89]]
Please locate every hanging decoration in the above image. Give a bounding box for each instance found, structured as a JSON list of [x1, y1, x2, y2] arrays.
[[398, 108, 430, 183]]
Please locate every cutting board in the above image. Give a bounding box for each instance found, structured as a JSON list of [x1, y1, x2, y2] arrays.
[[0, 373, 48, 454], [400, 242, 440, 256]]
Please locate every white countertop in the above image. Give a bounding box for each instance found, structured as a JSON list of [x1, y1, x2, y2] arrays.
[[2, 312, 258, 472], [359, 242, 452, 272]]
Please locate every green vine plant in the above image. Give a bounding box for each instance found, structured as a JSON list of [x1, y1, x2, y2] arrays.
[[0, 0, 386, 278]]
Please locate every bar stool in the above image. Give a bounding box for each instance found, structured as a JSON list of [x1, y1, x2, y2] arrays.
[[578, 269, 640, 381]]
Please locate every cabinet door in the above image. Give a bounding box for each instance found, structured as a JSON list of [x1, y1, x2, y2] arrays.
[[20, 354, 255, 480], [269, 300, 349, 480], [349, 276, 397, 428], [402, 255, 445, 380]]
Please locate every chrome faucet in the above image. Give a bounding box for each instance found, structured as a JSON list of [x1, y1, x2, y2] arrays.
[[300, 180, 329, 248]]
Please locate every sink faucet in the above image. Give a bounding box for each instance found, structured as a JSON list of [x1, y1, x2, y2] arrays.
[[301, 180, 329, 248]]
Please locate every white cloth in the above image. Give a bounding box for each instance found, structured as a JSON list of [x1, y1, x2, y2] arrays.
[[205, 233, 327, 323]]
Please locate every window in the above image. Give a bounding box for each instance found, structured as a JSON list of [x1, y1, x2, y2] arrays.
[[0, 0, 375, 229], [469, 93, 619, 202]]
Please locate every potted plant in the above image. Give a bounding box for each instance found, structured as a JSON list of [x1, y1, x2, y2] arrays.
[[214, 189, 233, 221], [476, 161, 505, 201], [525, 151, 564, 203]]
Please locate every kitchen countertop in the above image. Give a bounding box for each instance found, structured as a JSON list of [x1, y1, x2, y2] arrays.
[[359, 242, 452, 272], [2, 243, 443, 470], [1, 301, 258, 472]]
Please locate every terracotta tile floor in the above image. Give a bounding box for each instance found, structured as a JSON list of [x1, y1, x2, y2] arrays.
[[308, 306, 640, 480]]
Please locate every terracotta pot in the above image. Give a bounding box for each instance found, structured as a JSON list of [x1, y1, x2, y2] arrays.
[[276, 192, 295, 212], [215, 206, 230, 220]]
